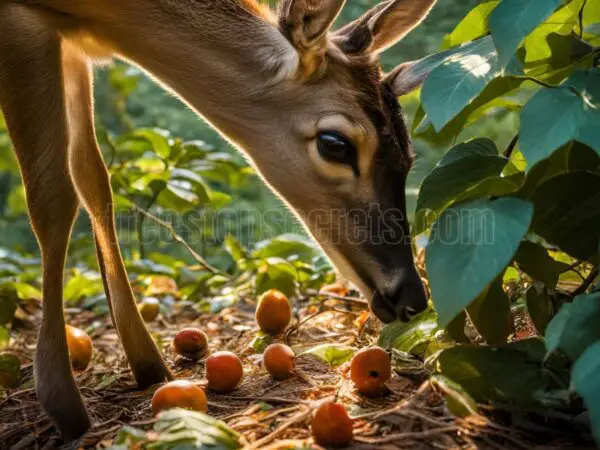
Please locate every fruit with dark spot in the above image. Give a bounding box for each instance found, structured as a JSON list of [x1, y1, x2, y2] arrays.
[[206, 351, 243, 393], [66, 325, 93, 371], [255, 289, 291, 334], [311, 402, 353, 447], [138, 297, 160, 322], [350, 346, 391, 397], [0, 353, 21, 389], [151, 380, 208, 416], [263, 343, 295, 380], [173, 328, 208, 360]]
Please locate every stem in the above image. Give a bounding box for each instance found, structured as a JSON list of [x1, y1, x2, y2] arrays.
[[571, 265, 599, 297], [130, 203, 226, 276], [136, 189, 161, 259], [503, 134, 519, 158]]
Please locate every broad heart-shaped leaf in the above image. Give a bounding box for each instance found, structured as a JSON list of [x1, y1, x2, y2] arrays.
[[299, 344, 356, 367], [545, 292, 600, 361], [377, 309, 440, 357], [572, 341, 600, 444], [253, 234, 318, 262], [520, 69, 600, 168], [514, 241, 570, 286], [528, 172, 600, 261], [489, 0, 562, 68], [112, 408, 243, 450], [426, 197, 533, 327], [132, 128, 173, 159], [442, 0, 500, 49], [255, 257, 298, 298], [421, 36, 504, 131], [466, 274, 511, 345], [430, 374, 479, 418], [438, 339, 563, 407], [414, 139, 508, 234]]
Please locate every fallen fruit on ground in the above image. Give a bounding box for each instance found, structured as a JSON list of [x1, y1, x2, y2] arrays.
[[206, 351, 243, 393], [263, 343, 295, 380], [66, 325, 93, 371], [0, 353, 21, 389], [138, 297, 160, 322], [350, 346, 391, 397], [173, 327, 209, 360], [320, 283, 349, 297], [255, 289, 291, 334], [151, 380, 208, 416], [311, 402, 353, 447]]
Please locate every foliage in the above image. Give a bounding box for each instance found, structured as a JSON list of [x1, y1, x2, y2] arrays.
[[405, 0, 600, 442]]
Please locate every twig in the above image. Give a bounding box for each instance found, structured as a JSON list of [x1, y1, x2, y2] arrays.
[[129, 203, 225, 276], [354, 425, 461, 444], [571, 265, 599, 297], [244, 407, 311, 449], [303, 289, 369, 306], [503, 134, 519, 158], [136, 189, 162, 259]]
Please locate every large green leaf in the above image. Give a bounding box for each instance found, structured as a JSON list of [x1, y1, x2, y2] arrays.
[[528, 172, 600, 261], [378, 309, 441, 356], [299, 344, 356, 367], [572, 341, 600, 443], [525, 283, 555, 334], [253, 234, 317, 262], [545, 292, 600, 361], [132, 128, 173, 159], [255, 257, 298, 298], [514, 241, 570, 286], [466, 275, 511, 345], [520, 69, 600, 168], [438, 339, 563, 407], [442, 0, 500, 49], [427, 197, 533, 326], [111, 408, 243, 450], [421, 36, 504, 131], [415, 139, 508, 234], [489, 0, 562, 68]]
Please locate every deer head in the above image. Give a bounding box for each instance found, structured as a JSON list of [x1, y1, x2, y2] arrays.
[[236, 0, 437, 323]]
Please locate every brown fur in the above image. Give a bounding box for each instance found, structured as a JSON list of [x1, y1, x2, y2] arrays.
[[0, 0, 435, 440]]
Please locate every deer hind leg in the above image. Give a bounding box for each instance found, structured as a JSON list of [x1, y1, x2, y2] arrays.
[[62, 43, 172, 388], [0, 3, 90, 440]]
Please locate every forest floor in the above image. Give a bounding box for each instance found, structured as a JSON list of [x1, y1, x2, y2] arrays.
[[0, 289, 593, 450]]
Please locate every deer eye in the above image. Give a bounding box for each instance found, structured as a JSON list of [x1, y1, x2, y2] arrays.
[[316, 131, 359, 175]]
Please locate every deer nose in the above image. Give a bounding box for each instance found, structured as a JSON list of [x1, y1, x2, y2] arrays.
[[370, 274, 428, 323]]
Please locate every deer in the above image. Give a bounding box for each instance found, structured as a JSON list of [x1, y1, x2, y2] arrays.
[[0, 0, 437, 440]]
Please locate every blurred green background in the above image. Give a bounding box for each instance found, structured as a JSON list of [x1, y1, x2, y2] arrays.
[[0, 0, 517, 270]]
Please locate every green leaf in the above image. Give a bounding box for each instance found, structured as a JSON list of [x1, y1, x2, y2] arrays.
[[572, 341, 600, 444], [525, 283, 555, 334], [422, 36, 504, 131], [255, 257, 298, 298], [249, 331, 273, 354], [0, 297, 17, 326], [528, 172, 600, 261], [427, 197, 533, 326], [514, 241, 570, 286], [442, 0, 500, 49], [431, 374, 479, 418], [378, 309, 441, 356], [415, 139, 508, 234], [467, 275, 511, 345], [0, 327, 9, 349], [445, 311, 470, 343], [63, 271, 104, 304], [299, 344, 356, 367], [520, 69, 600, 168], [545, 292, 600, 361], [111, 408, 243, 450], [132, 128, 172, 159], [438, 339, 558, 406], [224, 235, 247, 264], [253, 234, 317, 262], [489, 0, 562, 68]]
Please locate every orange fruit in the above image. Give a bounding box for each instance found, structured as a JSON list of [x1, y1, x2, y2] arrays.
[[138, 297, 160, 322], [350, 347, 391, 397], [151, 380, 207, 416], [206, 351, 243, 393], [173, 328, 208, 360], [263, 343, 295, 380], [311, 402, 353, 446], [320, 283, 349, 297], [255, 289, 291, 334], [66, 325, 93, 371]]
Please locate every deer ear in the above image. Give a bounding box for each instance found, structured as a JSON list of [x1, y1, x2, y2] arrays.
[[335, 0, 436, 55], [279, 0, 345, 75], [383, 49, 450, 96]]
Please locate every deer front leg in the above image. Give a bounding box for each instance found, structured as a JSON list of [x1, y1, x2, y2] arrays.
[[0, 4, 90, 440], [62, 44, 172, 388]]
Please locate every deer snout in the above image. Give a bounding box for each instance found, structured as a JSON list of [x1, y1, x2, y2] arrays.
[[370, 270, 428, 323]]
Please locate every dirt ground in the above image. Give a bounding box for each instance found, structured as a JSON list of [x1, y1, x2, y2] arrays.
[[0, 293, 593, 450]]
